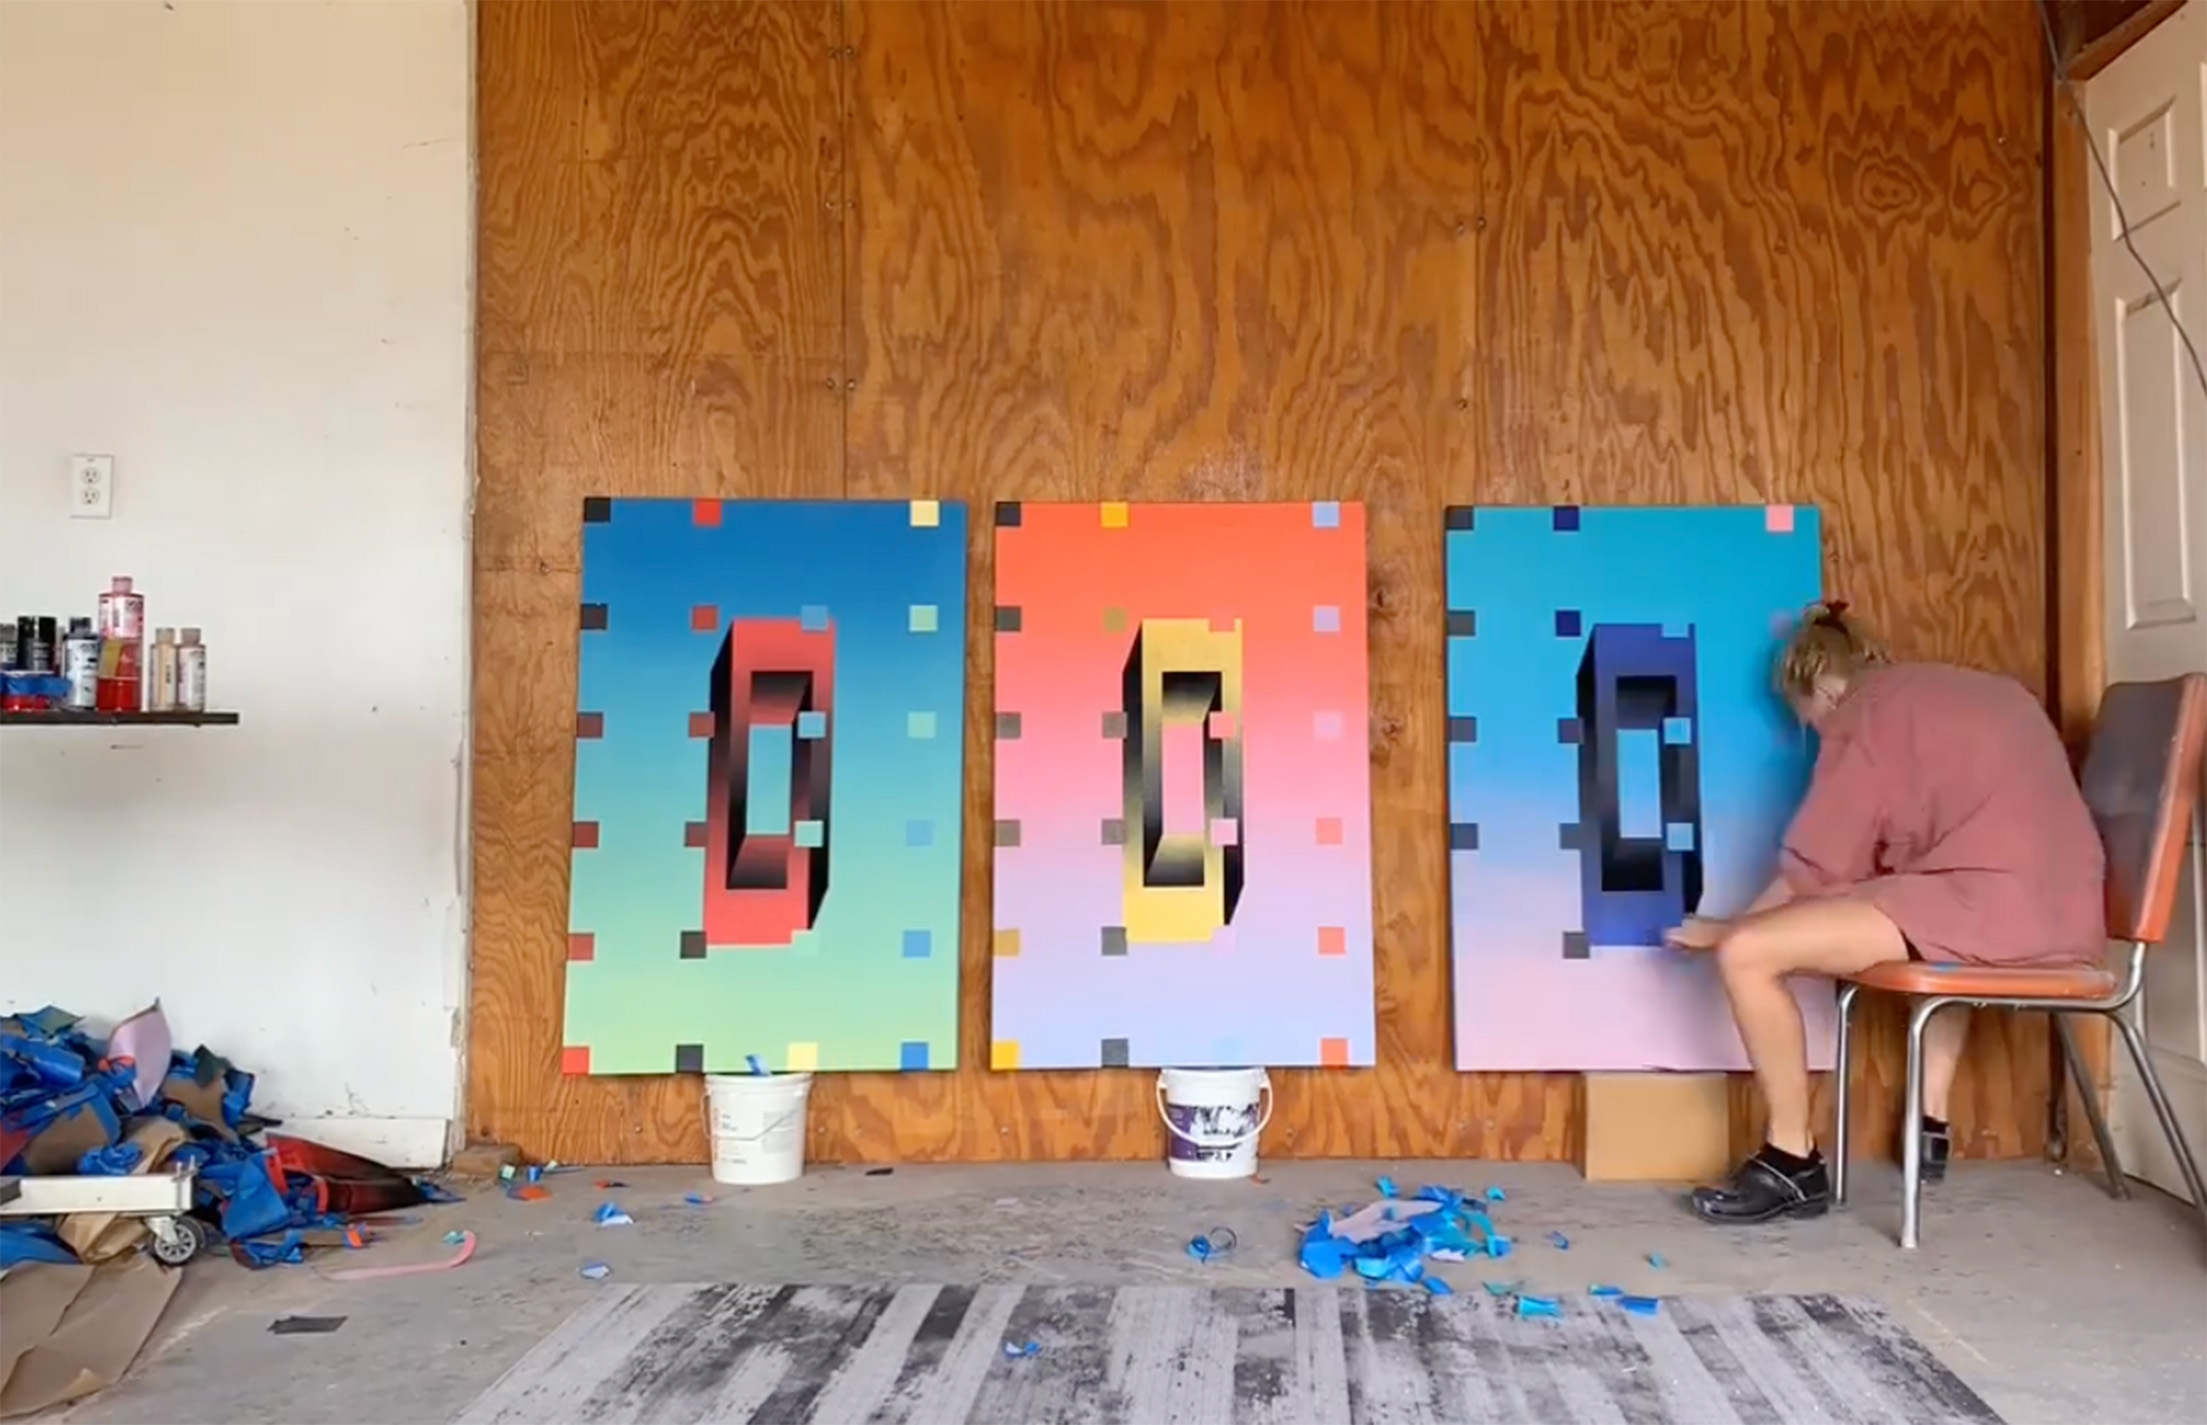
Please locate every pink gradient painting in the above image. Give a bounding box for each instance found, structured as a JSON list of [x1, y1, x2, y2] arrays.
[[990, 501, 1376, 1069]]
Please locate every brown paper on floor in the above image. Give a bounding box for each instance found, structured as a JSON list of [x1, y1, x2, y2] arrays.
[[58, 1117, 190, 1263], [0, 1255, 179, 1418]]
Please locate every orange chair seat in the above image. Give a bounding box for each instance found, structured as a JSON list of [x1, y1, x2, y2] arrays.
[[1842, 959, 2118, 1001]]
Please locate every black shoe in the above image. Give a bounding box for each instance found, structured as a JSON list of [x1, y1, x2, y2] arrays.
[[1689, 1145, 1831, 1225], [1903, 1118, 1952, 1184]]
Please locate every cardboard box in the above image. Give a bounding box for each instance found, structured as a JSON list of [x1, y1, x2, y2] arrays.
[[1578, 1072, 1733, 1183]]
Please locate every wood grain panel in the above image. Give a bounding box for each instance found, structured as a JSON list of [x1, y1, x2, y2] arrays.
[[467, 0, 846, 1157], [472, 0, 2063, 1166]]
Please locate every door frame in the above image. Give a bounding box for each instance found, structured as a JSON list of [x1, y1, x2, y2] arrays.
[[2045, 0, 2188, 1170]]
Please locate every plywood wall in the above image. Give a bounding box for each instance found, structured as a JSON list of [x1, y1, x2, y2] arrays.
[[472, 0, 2055, 1165]]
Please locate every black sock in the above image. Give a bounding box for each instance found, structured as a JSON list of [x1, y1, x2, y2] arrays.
[[1757, 1141, 1821, 1173], [1921, 1115, 1950, 1136]]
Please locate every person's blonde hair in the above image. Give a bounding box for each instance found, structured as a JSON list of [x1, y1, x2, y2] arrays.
[[1777, 599, 1889, 701]]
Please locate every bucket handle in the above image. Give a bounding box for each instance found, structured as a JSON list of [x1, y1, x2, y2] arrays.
[[1155, 1072, 1275, 1149]]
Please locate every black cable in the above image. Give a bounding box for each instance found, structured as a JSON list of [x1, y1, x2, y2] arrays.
[[2035, 0, 2207, 409]]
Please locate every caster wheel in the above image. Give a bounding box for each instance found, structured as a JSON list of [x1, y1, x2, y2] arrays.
[[149, 1216, 205, 1266]]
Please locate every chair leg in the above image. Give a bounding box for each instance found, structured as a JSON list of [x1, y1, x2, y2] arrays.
[[2112, 1014, 2207, 1246], [2055, 1014, 2130, 1200], [1900, 997, 1948, 1251], [1833, 983, 1861, 1207]]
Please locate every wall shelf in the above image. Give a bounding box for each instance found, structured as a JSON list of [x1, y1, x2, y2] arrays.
[[0, 710, 240, 727]]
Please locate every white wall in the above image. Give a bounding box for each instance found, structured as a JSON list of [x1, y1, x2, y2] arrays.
[[0, 0, 473, 1167]]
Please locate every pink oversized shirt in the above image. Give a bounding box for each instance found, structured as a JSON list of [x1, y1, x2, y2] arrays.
[[1779, 663, 2106, 966]]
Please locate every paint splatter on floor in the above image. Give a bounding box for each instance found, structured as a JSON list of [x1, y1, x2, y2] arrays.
[[457, 1283, 2003, 1424]]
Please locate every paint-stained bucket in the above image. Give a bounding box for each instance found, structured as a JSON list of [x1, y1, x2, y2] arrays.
[[704, 1072, 812, 1186], [1156, 1067, 1273, 1180]]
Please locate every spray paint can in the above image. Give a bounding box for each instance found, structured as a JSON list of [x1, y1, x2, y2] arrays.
[[62, 618, 100, 709], [16, 615, 56, 674]]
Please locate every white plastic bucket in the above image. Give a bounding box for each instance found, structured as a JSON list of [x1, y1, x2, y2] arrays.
[[704, 1071, 813, 1186], [1156, 1067, 1273, 1180]]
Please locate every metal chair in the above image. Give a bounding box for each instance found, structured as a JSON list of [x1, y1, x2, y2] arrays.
[[1831, 673, 2207, 1250]]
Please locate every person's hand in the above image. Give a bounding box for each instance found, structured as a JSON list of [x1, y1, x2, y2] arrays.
[[1664, 916, 1729, 950]]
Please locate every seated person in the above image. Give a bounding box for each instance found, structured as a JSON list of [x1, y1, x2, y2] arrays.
[[1667, 601, 2104, 1224]]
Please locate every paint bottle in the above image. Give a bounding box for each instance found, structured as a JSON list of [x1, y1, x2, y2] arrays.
[[16, 615, 56, 674], [96, 576, 145, 713], [176, 629, 207, 713], [62, 618, 101, 710], [149, 628, 179, 712]]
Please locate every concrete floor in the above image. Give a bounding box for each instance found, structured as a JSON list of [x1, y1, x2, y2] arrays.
[[53, 1159, 2207, 1425]]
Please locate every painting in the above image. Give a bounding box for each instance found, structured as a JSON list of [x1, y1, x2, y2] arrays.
[[563, 498, 967, 1075], [1444, 504, 1829, 1071], [990, 501, 1376, 1070]]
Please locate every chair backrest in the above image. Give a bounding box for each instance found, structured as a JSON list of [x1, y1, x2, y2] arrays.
[[2080, 673, 2207, 943]]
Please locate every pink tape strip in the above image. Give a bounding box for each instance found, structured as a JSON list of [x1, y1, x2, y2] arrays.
[[322, 1229, 477, 1281]]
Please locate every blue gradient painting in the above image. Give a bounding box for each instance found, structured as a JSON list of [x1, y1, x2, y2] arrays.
[[1445, 504, 1833, 1071], [563, 498, 967, 1075]]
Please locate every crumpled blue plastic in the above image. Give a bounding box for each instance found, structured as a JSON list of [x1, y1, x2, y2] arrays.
[[1301, 1182, 1516, 1289], [0, 1221, 79, 1267]]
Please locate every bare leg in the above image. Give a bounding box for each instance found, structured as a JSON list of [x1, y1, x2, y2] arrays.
[[1919, 1007, 1971, 1122], [1714, 897, 1911, 1157]]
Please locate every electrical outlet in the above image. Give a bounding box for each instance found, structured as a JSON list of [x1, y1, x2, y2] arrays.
[[69, 454, 113, 519]]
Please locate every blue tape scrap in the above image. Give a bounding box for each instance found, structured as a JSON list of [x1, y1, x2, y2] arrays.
[[747, 1055, 769, 1077], [1002, 1340, 1042, 1359], [1185, 1227, 1237, 1263], [1647, 1252, 1667, 1270], [579, 1262, 611, 1280], [1589, 1284, 1622, 1298], [593, 1202, 634, 1227], [1516, 1294, 1563, 1320], [1484, 1186, 1507, 1203], [1299, 1181, 1521, 1290], [1548, 1231, 1570, 1250], [1619, 1295, 1662, 1317]]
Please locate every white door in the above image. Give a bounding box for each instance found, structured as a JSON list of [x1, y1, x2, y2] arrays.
[[2089, 1, 2207, 1205]]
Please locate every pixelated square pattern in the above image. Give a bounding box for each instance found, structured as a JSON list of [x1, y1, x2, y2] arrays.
[[990, 502, 1376, 1069], [564, 498, 967, 1074], [1442, 504, 1828, 1072]]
